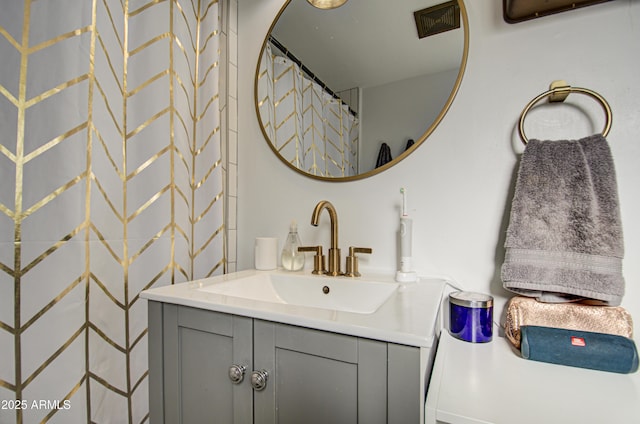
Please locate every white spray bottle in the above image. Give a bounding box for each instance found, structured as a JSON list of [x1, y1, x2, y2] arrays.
[[395, 187, 418, 283]]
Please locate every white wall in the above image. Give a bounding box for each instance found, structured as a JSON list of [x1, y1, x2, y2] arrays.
[[360, 69, 459, 173], [238, 0, 640, 324]]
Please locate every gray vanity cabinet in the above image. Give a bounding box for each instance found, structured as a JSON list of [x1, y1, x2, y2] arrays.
[[252, 320, 393, 424], [148, 301, 253, 423], [148, 301, 420, 424]]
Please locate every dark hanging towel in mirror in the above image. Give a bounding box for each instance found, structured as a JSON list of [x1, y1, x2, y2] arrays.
[[375, 143, 392, 168], [405, 139, 415, 151]]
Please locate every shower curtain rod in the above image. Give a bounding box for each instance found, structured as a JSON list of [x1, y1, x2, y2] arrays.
[[269, 36, 357, 117]]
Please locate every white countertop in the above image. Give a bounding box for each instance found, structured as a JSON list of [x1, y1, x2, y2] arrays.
[[426, 329, 640, 424], [140, 269, 452, 348]]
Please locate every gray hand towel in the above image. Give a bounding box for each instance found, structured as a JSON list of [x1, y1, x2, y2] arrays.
[[501, 134, 625, 305]]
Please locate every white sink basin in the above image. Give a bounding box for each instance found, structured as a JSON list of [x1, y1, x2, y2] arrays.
[[196, 272, 399, 314]]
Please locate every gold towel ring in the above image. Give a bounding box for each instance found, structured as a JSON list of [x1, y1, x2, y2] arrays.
[[518, 82, 612, 145]]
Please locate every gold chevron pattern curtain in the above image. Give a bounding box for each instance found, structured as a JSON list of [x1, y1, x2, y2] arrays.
[[0, 0, 224, 423], [257, 43, 359, 177]]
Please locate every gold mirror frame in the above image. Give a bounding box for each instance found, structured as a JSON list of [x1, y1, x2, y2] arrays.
[[254, 0, 469, 182]]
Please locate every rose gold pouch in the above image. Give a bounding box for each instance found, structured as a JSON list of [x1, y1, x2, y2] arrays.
[[505, 296, 634, 349]]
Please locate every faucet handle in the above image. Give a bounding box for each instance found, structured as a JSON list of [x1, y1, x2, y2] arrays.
[[298, 245, 326, 275], [344, 247, 372, 277]]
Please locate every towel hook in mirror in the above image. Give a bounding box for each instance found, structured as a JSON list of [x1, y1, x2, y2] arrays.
[[518, 80, 612, 145]]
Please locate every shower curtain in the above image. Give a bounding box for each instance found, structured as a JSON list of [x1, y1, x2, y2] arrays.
[[258, 43, 359, 177], [0, 1, 224, 423]]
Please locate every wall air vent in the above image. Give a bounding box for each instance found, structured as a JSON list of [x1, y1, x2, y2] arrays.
[[413, 0, 460, 39]]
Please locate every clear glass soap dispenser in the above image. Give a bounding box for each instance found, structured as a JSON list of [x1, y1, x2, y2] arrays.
[[281, 220, 304, 271]]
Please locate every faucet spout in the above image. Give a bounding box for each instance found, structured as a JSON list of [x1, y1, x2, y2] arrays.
[[311, 201, 339, 250], [311, 200, 341, 276]]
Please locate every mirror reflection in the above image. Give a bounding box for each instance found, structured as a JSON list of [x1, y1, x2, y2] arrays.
[[256, 0, 468, 181]]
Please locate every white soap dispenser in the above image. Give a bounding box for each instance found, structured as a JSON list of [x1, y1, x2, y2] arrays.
[[281, 220, 304, 271]]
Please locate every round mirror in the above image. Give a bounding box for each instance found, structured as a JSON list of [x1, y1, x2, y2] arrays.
[[255, 0, 469, 181]]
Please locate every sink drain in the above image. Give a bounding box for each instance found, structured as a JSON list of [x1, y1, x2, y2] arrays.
[[322, 286, 330, 294]]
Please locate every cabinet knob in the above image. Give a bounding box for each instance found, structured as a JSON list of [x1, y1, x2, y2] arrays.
[[250, 369, 269, 391], [228, 364, 246, 384]]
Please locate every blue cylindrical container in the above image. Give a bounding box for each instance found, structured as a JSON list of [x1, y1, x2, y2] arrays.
[[449, 291, 493, 343]]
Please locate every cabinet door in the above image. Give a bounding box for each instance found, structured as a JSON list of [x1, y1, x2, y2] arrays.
[[388, 343, 421, 423], [253, 321, 388, 424], [160, 304, 253, 424]]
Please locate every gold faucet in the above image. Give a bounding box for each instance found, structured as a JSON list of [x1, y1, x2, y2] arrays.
[[310, 200, 341, 276]]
